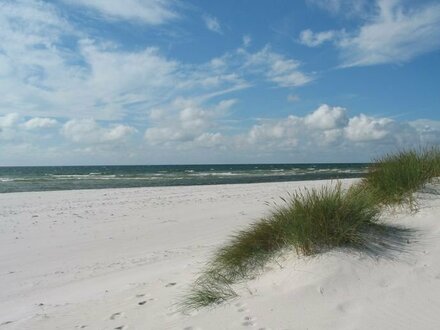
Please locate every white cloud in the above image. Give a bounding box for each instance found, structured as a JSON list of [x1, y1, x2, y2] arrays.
[[145, 98, 236, 147], [0, 0, 311, 128], [0, 113, 20, 141], [247, 115, 300, 149], [0, 2, 247, 124], [305, 104, 348, 130], [62, 119, 136, 144], [0, 113, 60, 143], [241, 105, 440, 154], [245, 105, 348, 149], [2, 105, 440, 164], [203, 14, 222, 34], [0, 113, 20, 128], [61, 0, 178, 25], [341, 0, 440, 66], [408, 119, 440, 145], [243, 46, 313, 87], [0, 1, 245, 122], [141, 102, 440, 156], [243, 35, 252, 47], [23, 117, 58, 129], [299, 29, 338, 47], [304, 0, 440, 66], [194, 132, 224, 148], [344, 114, 393, 142]]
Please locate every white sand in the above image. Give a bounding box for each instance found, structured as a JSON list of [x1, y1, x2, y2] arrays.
[[1, 179, 440, 330]]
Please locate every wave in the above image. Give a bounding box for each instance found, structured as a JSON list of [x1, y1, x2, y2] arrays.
[[189, 171, 240, 177], [48, 174, 119, 180]]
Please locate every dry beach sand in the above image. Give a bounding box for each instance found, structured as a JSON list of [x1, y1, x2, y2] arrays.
[[1, 179, 440, 329]]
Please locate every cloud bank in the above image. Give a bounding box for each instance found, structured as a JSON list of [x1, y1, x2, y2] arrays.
[[2, 104, 439, 165]]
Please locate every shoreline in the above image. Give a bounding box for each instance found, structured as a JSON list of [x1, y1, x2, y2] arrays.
[[0, 177, 360, 195], [1, 179, 440, 329]]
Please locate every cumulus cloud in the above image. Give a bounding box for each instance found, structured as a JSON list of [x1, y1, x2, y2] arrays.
[[241, 105, 440, 154], [61, 0, 178, 25], [344, 114, 393, 142], [304, 104, 348, 130], [145, 98, 236, 147], [62, 119, 136, 144], [2, 105, 440, 164], [141, 103, 440, 157], [23, 117, 58, 129], [245, 105, 348, 149], [247, 115, 300, 149], [0, 113, 60, 142], [203, 14, 222, 34]]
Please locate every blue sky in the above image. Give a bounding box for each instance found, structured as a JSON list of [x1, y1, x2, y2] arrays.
[[0, 0, 439, 165]]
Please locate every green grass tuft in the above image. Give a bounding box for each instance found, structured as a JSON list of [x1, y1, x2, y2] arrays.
[[179, 278, 238, 311], [362, 147, 440, 206], [279, 183, 381, 255], [181, 182, 393, 310]]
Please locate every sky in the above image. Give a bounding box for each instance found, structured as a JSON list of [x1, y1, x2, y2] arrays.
[[0, 0, 440, 165]]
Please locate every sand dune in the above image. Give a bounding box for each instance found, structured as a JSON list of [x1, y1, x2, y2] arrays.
[[1, 179, 440, 329]]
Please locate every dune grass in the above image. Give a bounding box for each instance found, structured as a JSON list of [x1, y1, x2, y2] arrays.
[[181, 183, 387, 310], [361, 148, 440, 206], [181, 148, 438, 311]]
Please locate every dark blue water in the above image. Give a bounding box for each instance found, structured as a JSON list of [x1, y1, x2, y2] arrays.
[[0, 163, 369, 193]]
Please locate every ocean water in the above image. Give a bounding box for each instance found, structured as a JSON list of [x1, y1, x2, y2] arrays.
[[0, 163, 369, 193]]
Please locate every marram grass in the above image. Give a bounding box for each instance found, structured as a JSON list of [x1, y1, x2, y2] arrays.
[[362, 147, 440, 206], [181, 183, 386, 310], [181, 148, 438, 311]]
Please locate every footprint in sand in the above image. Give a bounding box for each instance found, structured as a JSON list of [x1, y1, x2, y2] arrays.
[[235, 302, 250, 313], [242, 315, 257, 327], [135, 293, 155, 305], [235, 302, 261, 327], [110, 312, 124, 320], [165, 282, 177, 287]]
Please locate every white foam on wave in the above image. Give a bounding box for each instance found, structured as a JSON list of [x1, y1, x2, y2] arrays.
[[50, 174, 117, 179]]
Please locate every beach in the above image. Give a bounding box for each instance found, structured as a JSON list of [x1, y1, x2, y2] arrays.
[[1, 179, 440, 330]]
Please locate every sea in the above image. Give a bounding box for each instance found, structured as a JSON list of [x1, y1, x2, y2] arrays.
[[0, 163, 369, 193]]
